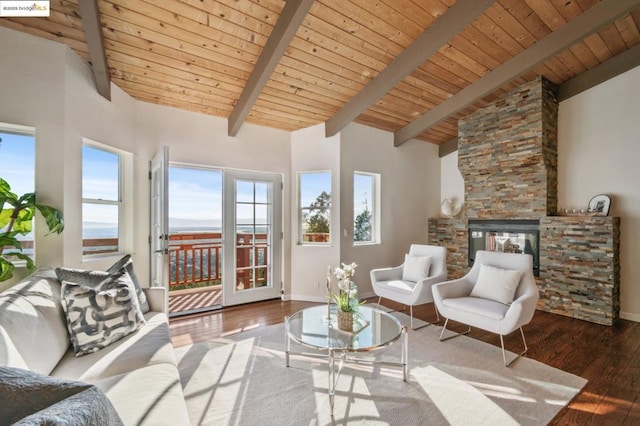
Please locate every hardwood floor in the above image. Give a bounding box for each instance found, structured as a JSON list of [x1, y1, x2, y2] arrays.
[[169, 298, 640, 425]]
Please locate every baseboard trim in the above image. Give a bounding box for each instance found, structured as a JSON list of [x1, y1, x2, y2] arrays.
[[620, 311, 640, 323]]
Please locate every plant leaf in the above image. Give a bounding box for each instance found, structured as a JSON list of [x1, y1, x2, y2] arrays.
[[0, 256, 15, 282], [6, 252, 36, 272], [0, 208, 13, 229], [0, 234, 22, 250], [17, 192, 35, 206], [0, 178, 19, 206], [11, 207, 34, 234], [35, 204, 65, 234]]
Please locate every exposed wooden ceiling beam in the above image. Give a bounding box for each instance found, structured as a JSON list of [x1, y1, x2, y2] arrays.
[[228, 0, 314, 137], [394, 0, 640, 147], [558, 43, 640, 102], [324, 0, 496, 138], [78, 0, 110, 100], [439, 137, 459, 158]]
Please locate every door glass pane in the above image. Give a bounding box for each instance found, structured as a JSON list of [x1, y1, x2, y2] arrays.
[[236, 204, 254, 225], [236, 181, 254, 203], [167, 166, 223, 315], [255, 182, 268, 203], [254, 205, 268, 225], [235, 179, 273, 293]]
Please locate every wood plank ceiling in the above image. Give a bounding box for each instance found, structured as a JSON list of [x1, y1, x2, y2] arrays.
[[1, 0, 639, 145]]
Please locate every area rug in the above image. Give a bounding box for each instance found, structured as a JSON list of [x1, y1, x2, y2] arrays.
[[174, 314, 586, 425]]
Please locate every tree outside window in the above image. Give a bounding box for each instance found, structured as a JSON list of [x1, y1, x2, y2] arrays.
[[299, 172, 331, 244], [354, 172, 379, 244]]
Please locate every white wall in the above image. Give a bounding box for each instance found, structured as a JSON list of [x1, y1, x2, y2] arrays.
[[440, 150, 465, 206], [289, 124, 341, 301], [440, 65, 640, 322], [558, 65, 640, 322], [340, 123, 441, 297]]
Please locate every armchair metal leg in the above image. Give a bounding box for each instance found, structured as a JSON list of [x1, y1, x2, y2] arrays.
[[438, 318, 471, 341], [500, 327, 528, 367], [433, 305, 440, 324], [376, 296, 382, 309], [408, 305, 432, 330]]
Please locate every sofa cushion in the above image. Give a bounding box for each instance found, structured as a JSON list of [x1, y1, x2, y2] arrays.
[[0, 366, 123, 426], [91, 363, 191, 426], [56, 254, 150, 313], [61, 269, 146, 357], [0, 268, 70, 375], [51, 311, 176, 381], [402, 254, 431, 282]]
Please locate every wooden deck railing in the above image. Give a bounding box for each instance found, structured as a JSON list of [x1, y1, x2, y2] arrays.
[[168, 233, 222, 288]]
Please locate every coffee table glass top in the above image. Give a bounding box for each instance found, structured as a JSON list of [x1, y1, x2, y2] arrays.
[[286, 304, 403, 352]]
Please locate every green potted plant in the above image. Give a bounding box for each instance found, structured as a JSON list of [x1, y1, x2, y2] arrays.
[[0, 178, 64, 282]]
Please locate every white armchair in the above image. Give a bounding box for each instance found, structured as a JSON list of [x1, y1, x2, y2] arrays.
[[432, 250, 539, 366], [370, 244, 447, 329]]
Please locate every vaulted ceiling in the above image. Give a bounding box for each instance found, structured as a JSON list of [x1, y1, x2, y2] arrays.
[[2, 0, 639, 147]]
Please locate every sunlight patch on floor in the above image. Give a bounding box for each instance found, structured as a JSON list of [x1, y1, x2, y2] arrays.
[[414, 365, 519, 425]]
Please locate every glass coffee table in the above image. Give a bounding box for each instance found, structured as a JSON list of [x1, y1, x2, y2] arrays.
[[285, 304, 408, 415]]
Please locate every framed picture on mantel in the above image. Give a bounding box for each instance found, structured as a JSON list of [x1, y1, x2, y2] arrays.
[[588, 194, 611, 216]]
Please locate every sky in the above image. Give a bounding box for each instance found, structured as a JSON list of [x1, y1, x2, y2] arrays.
[[0, 130, 35, 197]]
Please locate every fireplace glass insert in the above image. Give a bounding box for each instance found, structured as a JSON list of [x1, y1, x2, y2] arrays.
[[468, 219, 540, 276]]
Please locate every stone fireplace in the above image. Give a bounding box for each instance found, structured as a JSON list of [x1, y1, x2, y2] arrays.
[[429, 77, 620, 326]]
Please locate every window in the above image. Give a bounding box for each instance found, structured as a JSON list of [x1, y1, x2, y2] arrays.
[[299, 171, 331, 244], [82, 142, 122, 256], [354, 172, 379, 244], [0, 124, 36, 259]]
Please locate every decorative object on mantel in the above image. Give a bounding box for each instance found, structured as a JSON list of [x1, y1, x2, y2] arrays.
[[588, 194, 611, 216], [330, 262, 364, 332], [440, 198, 462, 218]]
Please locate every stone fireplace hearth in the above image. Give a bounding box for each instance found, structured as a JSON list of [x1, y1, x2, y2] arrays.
[[429, 77, 620, 326]]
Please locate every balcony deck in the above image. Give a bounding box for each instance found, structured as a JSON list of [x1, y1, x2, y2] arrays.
[[168, 285, 221, 315]]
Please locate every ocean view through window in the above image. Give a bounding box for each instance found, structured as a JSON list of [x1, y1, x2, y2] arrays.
[[82, 142, 122, 256]]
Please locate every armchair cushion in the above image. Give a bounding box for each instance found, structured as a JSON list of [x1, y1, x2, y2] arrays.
[[380, 280, 417, 294], [442, 297, 510, 321], [402, 254, 432, 282], [470, 264, 522, 305]]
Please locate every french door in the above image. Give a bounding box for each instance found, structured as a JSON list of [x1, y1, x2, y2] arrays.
[[222, 170, 282, 306], [150, 147, 169, 289], [151, 149, 282, 308]]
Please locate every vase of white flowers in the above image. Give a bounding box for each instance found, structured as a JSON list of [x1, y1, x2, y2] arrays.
[[331, 262, 363, 331]]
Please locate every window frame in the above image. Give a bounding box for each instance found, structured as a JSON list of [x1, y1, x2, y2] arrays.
[[297, 170, 332, 246], [353, 171, 380, 245], [81, 139, 129, 259]]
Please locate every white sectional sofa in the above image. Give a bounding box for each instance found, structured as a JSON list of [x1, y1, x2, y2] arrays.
[[0, 268, 190, 425]]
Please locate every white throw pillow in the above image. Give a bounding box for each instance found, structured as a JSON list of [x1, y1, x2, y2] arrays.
[[402, 254, 432, 282], [470, 264, 523, 305]]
